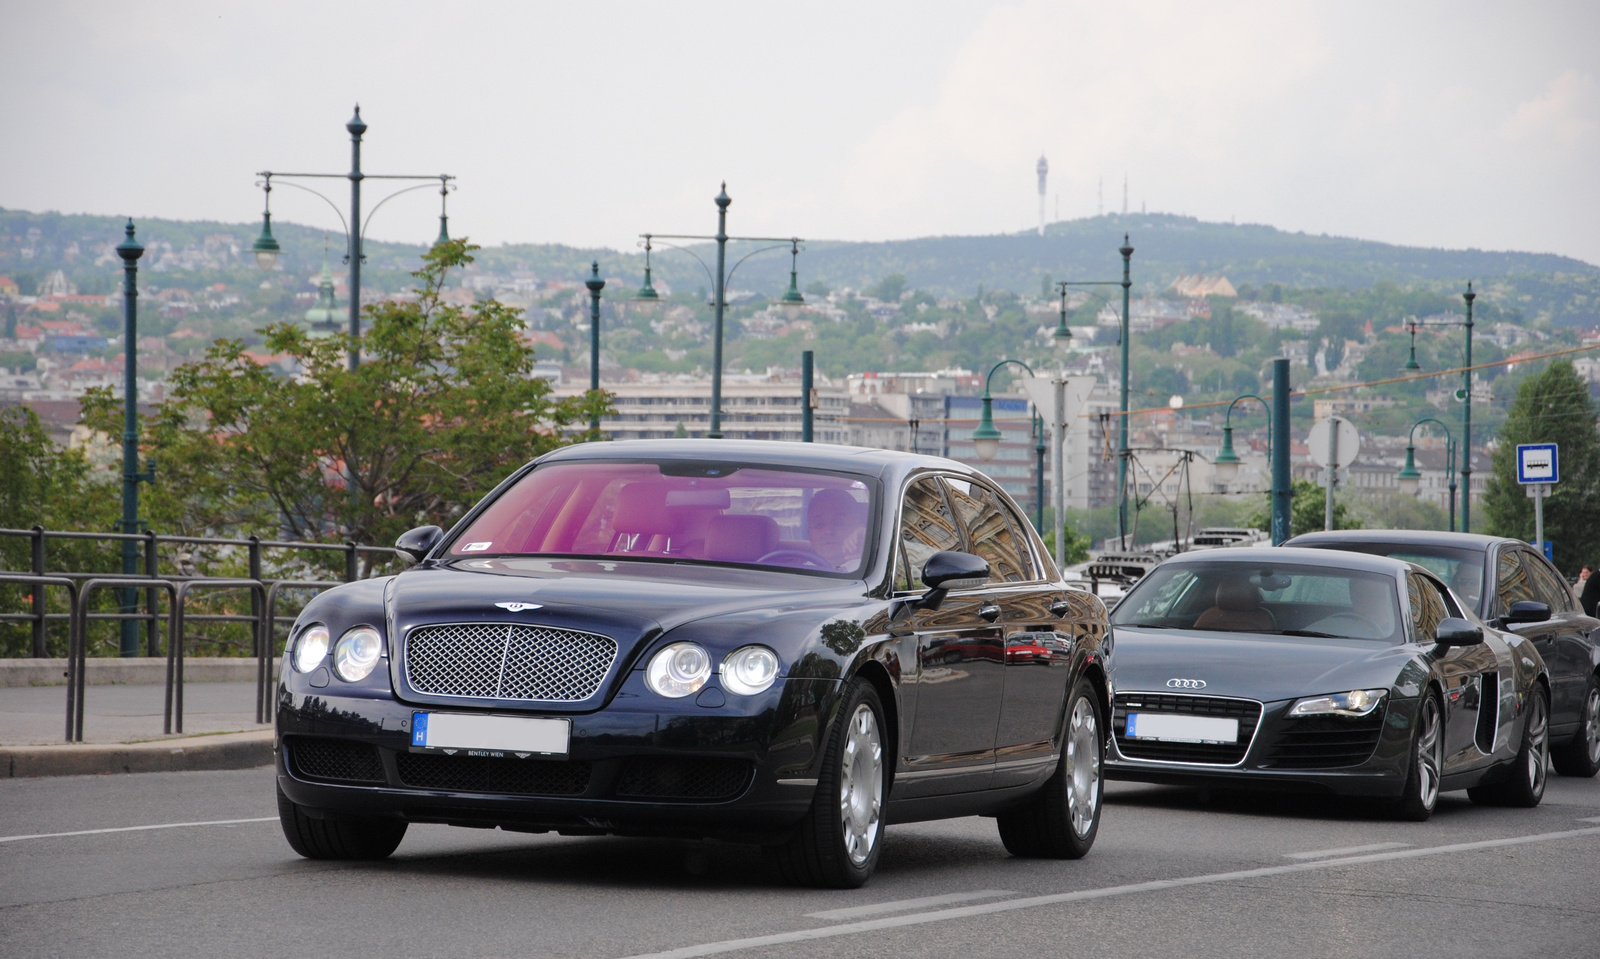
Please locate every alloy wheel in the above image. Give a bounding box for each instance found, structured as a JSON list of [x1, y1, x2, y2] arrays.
[[1064, 695, 1101, 837], [838, 703, 883, 866], [1525, 690, 1549, 794], [1415, 695, 1442, 810], [1583, 688, 1600, 766]]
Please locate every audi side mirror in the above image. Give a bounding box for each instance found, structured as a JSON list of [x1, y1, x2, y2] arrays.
[[1434, 617, 1484, 647], [395, 525, 444, 564], [1503, 600, 1551, 626], [913, 550, 990, 612]]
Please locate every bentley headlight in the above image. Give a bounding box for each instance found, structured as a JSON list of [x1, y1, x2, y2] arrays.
[[1288, 688, 1387, 718], [721, 645, 779, 696], [333, 626, 384, 682], [646, 642, 712, 698], [293, 624, 330, 673]]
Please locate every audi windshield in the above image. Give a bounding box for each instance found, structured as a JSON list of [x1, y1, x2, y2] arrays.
[[1110, 561, 1404, 642]]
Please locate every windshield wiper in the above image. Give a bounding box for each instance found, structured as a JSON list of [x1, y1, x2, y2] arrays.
[[1277, 629, 1343, 638], [1115, 622, 1183, 629]]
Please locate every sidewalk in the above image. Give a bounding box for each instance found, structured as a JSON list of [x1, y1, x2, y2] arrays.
[[0, 679, 274, 778]]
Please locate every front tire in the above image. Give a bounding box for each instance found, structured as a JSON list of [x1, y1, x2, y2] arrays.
[[1469, 684, 1549, 807], [1393, 692, 1443, 821], [277, 783, 407, 860], [772, 680, 886, 888], [996, 677, 1103, 859], [1552, 674, 1600, 778]]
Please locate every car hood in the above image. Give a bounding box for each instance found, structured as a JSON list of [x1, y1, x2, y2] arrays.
[[1111, 627, 1417, 704]]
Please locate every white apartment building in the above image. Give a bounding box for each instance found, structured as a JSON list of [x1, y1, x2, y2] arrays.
[[557, 376, 849, 444]]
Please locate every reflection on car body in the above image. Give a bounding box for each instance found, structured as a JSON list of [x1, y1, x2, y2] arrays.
[[273, 440, 1111, 887], [1104, 547, 1552, 820]]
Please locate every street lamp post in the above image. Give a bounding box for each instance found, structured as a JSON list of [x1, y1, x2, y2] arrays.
[[1397, 417, 1458, 531], [1212, 393, 1271, 488], [1395, 282, 1476, 531], [1032, 412, 1047, 532], [252, 105, 456, 371], [972, 361, 1048, 530], [585, 262, 605, 432], [1051, 236, 1133, 545], [641, 184, 804, 439], [115, 219, 155, 658]]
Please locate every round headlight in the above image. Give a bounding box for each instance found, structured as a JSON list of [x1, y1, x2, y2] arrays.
[[721, 645, 779, 696], [293, 624, 330, 673], [333, 626, 383, 682], [646, 642, 712, 698]]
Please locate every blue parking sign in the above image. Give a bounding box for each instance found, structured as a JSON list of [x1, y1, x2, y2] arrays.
[[1516, 444, 1559, 485]]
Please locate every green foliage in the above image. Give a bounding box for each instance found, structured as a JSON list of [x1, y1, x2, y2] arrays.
[[1483, 361, 1600, 571], [1345, 490, 1451, 531], [1247, 479, 1362, 538], [865, 274, 907, 302], [84, 240, 609, 567]]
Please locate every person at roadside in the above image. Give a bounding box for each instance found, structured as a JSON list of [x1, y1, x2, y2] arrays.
[[1581, 562, 1600, 617]]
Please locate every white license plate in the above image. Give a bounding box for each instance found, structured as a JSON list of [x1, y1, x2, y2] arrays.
[[411, 712, 570, 757], [1125, 712, 1239, 745]]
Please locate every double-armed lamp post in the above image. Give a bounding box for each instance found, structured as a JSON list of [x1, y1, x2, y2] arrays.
[[640, 184, 804, 438], [251, 106, 456, 371], [1400, 283, 1477, 530]]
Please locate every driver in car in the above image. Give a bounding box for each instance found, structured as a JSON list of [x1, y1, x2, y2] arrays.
[[806, 488, 867, 571]]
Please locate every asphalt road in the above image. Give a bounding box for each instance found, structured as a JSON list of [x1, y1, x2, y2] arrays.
[[3, 769, 1599, 959]]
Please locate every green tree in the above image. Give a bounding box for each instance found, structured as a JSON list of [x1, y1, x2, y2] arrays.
[[866, 273, 906, 302], [1483, 360, 1600, 571], [1248, 478, 1361, 537], [85, 240, 608, 566]]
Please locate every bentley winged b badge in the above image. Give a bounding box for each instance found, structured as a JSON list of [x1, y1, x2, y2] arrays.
[[495, 602, 543, 613]]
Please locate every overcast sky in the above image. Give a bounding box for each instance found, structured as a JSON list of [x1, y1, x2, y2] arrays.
[[4, 1, 1596, 265]]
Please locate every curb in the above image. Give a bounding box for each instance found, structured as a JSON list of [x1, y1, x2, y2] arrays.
[[0, 730, 275, 779]]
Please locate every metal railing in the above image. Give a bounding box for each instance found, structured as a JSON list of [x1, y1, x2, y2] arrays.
[[1, 526, 402, 742]]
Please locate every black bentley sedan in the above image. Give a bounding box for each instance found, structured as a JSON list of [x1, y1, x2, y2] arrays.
[[1288, 529, 1600, 778], [1104, 547, 1550, 819], [274, 440, 1111, 887]]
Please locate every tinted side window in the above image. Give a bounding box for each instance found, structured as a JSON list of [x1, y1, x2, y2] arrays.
[[1495, 549, 1538, 612], [943, 477, 1034, 582], [1524, 553, 1575, 613], [898, 477, 963, 590], [1408, 571, 1451, 642]]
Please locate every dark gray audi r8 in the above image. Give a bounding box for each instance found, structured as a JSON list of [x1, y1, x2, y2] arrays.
[[274, 440, 1111, 887], [1286, 529, 1600, 778], [1104, 547, 1550, 819]]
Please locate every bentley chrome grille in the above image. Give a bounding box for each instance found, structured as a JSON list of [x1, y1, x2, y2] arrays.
[[405, 622, 617, 702]]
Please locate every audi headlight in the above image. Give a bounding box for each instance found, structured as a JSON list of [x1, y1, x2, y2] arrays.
[[1288, 688, 1387, 718], [646, 642, 712, 698], [293, 624, 330, 673], [332, 625, 384, 682], [721, 645, 779, 696]]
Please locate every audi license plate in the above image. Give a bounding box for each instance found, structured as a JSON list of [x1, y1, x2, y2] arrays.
[[1125, 713, 1238, 745], [410, 712, 570, 757]]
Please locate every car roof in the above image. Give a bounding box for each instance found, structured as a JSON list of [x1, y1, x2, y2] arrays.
[[535, 438, 979, 482], [1285, 529, 1510, 551], [1159, 545, 1415, 576]]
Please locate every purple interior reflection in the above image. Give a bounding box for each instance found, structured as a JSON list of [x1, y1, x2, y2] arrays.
[[447, 461, 874, 574]]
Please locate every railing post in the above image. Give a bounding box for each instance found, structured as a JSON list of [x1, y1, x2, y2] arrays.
[[30, 525, 46, 658], [144, 529, 160, 656], [248, 535, 262, 656], [345, 541, 358, 583]]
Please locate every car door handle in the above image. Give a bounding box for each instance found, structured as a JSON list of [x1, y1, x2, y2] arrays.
[[979, 604, 1001, 623], [1050, 600, 1073, 617]]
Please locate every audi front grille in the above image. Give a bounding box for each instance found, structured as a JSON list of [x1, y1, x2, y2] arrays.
[[404, 622, 617, 702], [1113, 692, 1262, 766]]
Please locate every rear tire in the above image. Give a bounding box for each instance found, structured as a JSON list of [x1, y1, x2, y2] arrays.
[[772, 680, 886, 888], [1551, 674, 1600, 778], [1468, 684, 1549, 808], [1393, 692, 1443, 822], [277, 783, 407, 860], [996, 677, 1103, 859]]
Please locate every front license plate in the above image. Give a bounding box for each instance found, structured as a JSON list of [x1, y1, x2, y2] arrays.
[[411, 712, 570, 757], [1125, 712, 1239, 745]]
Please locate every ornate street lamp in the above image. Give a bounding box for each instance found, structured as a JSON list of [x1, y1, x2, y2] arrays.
[[780, 239, 805, 320], [633, 236, 661, 314], [1396, 416, 1457, 530], [1213, 393, 1271, 487], [1402, 316, 1422, 372], [585, 262, 605, 433], [1395, 284, 1476, 530], [115, 219, 156, 657], [1052, 282, 1073, 346], [972, 359, 1036, 462]]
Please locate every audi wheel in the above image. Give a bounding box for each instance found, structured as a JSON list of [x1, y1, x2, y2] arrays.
[[1470, 683, 1549, 808], [1392, 691, 1442, 822]]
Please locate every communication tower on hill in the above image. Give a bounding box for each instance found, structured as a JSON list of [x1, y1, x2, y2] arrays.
[[1036, 155, 1048, 236]]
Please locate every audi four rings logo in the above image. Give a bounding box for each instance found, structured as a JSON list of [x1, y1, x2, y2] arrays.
[[1166, 678, 1207, 689]]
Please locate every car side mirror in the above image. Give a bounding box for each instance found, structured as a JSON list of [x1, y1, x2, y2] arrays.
[[1434, 617, 1484, 647], [913, 550, 990, 612], [395, 525, 444, 564], [1503, 600, 1551, 626]]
